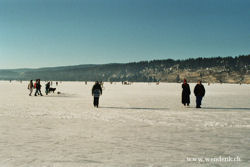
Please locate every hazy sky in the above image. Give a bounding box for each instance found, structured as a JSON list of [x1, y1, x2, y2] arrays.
[[0, 0, 250, 69]]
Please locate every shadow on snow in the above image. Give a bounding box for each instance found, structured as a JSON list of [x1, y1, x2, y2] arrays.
[[100, 106, 169, 111], [202, 107, 250, 111]]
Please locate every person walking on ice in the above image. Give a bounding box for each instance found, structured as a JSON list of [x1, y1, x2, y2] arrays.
[[92, 81, 102, 108], [45, 82, 50, 95], [182, 79, 191, 106], [35, 79, 43, 96], [27, 80, 34, 96], [194, 80, 205, 108]]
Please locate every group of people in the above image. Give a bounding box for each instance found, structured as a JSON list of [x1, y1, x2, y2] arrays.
[[92, 79, 206, 109], [28, 80, 57, 96], [27, 79, 43, 96], [28, 79, 205, 109], [28, 79, 102, 108], [181, 79, 206, 108]]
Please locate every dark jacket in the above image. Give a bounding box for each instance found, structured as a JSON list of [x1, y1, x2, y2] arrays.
[[36, 82, 41, 90], [194, 84, 205, 97], [45, 83, 50, 90], [182, 83, 191, 104], [92, 83, 102, 96]]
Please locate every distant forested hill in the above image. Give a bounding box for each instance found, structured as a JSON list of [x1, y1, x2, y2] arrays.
[[1, 55, 250, 83]]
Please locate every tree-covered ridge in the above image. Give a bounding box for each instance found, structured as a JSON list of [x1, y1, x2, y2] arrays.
[[130, 55, 250, 70], [0, 55, 249, 83]]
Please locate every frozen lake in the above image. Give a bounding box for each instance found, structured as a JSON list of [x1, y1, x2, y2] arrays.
[[0, 81, 249, 167]]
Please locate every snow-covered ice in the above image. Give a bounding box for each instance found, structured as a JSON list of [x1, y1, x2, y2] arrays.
[[0, 81, 249, 167]]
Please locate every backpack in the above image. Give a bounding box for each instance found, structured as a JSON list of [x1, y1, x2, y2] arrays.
[[93, 89, 101, 97]]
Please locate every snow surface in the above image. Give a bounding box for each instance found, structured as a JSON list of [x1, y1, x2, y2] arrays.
[[0, 81, 249, 167]]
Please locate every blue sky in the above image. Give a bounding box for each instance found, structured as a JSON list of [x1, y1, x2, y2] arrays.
[[0, 0, 250, 69]]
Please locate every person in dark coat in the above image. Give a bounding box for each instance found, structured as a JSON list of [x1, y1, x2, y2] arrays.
[[182, 79, 191, 106], [92, 81, 102, 108], [194, 80, 205, 108], [45, 82, 50, 95], [35, 79, 43, 96]]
